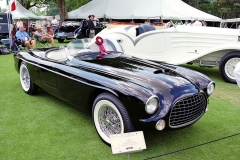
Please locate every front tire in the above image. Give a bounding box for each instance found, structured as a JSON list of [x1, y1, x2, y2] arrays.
[[19, 62, 38, 95], [219, 52, 240, 83], [92, 93, 134, 145]]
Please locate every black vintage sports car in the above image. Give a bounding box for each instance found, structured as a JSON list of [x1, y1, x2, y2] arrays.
[[14, 37, 215, 145], [54, 20, 105, 43]]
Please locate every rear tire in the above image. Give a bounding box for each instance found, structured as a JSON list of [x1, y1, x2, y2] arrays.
[[219, 52, 240, 83], [77, 32, 83, 39], [19, 62, 38, 95], [57, 39, 64, 43], [92, 93, 134, 145]]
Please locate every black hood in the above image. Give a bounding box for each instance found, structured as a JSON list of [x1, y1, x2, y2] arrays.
[[67, 55, 196, 91]]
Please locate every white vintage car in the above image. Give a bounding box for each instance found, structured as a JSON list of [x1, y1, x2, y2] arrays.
[[95, 22, 240, 83]]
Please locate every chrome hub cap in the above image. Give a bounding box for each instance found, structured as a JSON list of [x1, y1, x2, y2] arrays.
[[98, 105, 121, 137], [225, 58, 240, 80], [21, 67, 30, 90]]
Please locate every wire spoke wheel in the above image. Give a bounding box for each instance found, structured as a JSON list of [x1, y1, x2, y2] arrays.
[[98, 105, 122, 137], [93, 93, 133, 145], [19, 62, 38, 94], [20, 63, 31, 91]]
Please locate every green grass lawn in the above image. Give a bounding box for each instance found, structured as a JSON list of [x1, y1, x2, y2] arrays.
[[0, 43, 240, 160]]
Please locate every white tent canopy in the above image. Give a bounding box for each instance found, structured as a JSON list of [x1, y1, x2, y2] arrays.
[[66, 0, 221, 22], [105, 0, 221, 21], [67, 0, 110, 19], [10, 1, 41, 20]]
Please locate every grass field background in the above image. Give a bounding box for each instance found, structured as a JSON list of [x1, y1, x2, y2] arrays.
[[0, 41, 240, 159]]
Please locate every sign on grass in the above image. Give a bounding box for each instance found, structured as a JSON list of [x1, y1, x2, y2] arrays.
[[110, 131, 146, 154]]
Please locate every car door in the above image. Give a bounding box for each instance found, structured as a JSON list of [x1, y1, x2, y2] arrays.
[[38, 60, 58, 95], [163, 26, 189, 65], [134, 31, 169, 62]]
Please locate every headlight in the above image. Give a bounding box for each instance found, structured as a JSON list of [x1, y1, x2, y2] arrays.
[[207, 81, 215, 95], [145, 96, 159, 114]]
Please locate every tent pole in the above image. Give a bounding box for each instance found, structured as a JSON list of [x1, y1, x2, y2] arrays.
[[7, 5, 12, 51], [28, 18, 30, 35]]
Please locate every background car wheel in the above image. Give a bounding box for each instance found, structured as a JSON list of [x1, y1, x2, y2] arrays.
[[92, 93, 134, 145], [219, 52, 240, 83], [57, 39, 64, 43], [19, 62, 38, 95], [77, 33, 83, 39]]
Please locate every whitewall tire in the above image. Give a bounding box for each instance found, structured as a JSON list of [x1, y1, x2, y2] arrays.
[[220, 52, 240, 83], [92, 93, 133, 145], [19, 62, 38, 94]]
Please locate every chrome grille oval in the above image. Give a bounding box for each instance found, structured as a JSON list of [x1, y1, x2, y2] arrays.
[[169, 93, 206, 128]]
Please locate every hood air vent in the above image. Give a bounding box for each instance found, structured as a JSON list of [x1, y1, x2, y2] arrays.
[[154, 69, 170, 74]]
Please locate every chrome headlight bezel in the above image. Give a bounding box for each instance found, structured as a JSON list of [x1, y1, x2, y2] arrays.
[[207, 81, 215, 95], [145, 96, 159, 114]]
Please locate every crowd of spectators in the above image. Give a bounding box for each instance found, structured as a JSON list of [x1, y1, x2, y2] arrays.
[[10, 16, 208, 51], [11, 16, 58, 49], [183, 18, 207, 26]]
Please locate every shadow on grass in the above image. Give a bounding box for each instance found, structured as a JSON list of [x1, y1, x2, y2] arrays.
[[35, 87, 92, 117]]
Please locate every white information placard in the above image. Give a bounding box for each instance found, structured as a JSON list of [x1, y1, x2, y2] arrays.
[[110, 131, 146, 154]]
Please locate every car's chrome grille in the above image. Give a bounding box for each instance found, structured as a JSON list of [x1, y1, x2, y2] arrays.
[[169, 94, 206, 128]]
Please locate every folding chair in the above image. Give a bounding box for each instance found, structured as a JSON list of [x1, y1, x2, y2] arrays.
[[34, 34, 49, 48], [14, 36, 26, 51]]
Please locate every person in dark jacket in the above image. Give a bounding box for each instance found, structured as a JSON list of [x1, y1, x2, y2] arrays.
[[88, 15, 95, 38]]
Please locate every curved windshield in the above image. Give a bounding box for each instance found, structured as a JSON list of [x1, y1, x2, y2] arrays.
[[45, 38, 124, 61], [66, 38, 124, 60]]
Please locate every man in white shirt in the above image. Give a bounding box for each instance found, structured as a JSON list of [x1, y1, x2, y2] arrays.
[[42, 18, 48, 32], [192, 18, 202, 26], [51, 16, 58, 33]]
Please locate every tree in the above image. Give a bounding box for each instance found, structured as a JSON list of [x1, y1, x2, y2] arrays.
[[184, 0, 240, 18], [45, 1, 59, 16], [18, 0, 90, 21], [18, 0, 51, 10], [56, 0, 68, 23], [45, 0, 90, 21], [0, 7, 7, 13]]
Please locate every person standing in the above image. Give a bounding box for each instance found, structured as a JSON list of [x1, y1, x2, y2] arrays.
[[88, 15, 95, 38], [16, 19, 23, 30], [201, 20, 207, 27], [23, 21, 28, 31], [192, 18, 202, 26], [42, 18, 48, 32], [187, 20, 193, 26], [51, 16, 58, 33], [145, 18, 150, 24], [183, 20, 189, 25]]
